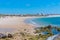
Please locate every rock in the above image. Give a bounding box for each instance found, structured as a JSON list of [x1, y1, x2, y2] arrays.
[[8, 34, 13, 38], [0, 33, 7, 38]]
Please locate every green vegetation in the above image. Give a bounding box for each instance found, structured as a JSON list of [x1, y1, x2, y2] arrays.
[[0, 25, 60, 40]]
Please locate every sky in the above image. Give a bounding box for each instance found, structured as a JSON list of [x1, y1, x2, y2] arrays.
[[0, 0, 60, 14]]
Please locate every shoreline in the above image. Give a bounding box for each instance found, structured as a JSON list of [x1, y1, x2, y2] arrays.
[[24, 16, 60, 27], [0, 16, 60, 32], [0, 16, 35, 35], [0, 16, 60, 40]]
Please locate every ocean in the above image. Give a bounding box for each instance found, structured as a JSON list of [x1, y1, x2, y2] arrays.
[[25, 17, 60, 27], [25, 17, 60, 35]]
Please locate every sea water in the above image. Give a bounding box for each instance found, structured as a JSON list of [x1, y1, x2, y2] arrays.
[[25, 17, 60, 27], [25, 17, 60, 35]]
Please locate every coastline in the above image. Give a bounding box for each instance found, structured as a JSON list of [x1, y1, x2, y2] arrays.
[[0, 16, 54, 34], [0, 16, 36, 34], [24, 15, 60, 27], [0, 16, 60, 40]]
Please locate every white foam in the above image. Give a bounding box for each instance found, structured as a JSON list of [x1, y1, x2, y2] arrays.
[[29, 20, 40, 27], [47, 15, 60, 17], [47, 34, 58, 40]]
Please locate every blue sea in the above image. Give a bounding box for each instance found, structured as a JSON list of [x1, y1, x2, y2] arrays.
[[25, 17, 60, 27], [25, 17, 60, 35]]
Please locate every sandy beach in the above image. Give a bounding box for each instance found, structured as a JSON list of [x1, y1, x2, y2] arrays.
[[0, 16, 60, 40], [0, 16, 36, 34]]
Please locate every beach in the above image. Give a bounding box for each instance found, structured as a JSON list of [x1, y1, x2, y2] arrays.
[[0, 16, 60, 33], [0, 16, 36, 34], [0, 16, 37, 40], [0, 16, 60, 40]]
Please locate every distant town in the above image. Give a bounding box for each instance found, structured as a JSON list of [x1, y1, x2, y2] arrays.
[[0, 13, 60, 17]]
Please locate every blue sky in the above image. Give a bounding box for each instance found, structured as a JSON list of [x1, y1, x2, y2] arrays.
[[0, 0, 60, 14]]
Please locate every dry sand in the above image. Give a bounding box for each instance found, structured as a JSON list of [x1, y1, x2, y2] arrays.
[[0, 16, 36, 34]]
